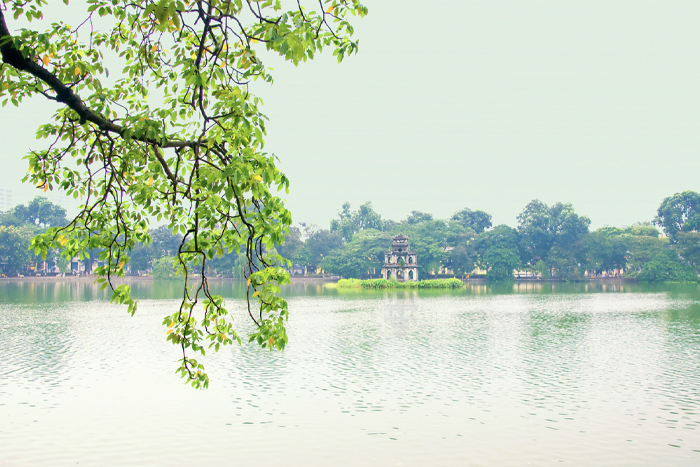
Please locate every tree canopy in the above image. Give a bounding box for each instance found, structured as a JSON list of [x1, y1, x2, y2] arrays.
[[655, 190, 700, 241], [0, 196, 67, 274], [320, 228, 390, 278], [329, 201, 383, 242], [517, 200, 590, 271], [1, 0, 367, 387], [0, 224, 33, 274], [3, 196, 68, 227], [450, 207, 492, 234], [405, 210, 433, 225]]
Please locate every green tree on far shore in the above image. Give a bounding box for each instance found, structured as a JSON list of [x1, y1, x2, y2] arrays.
[[675, 232, 700, 273], [406, 211, 433, 225], [638, 249, 698, 283], [475, 225, 521, 281], [1, 197, 69, 275], [130, 226, 184, 273], [517, 200, 590, 278], [320, 229, 391, 278], [451, 207, 492, 234], [152, 257, 178, 280], [584, 228, 628, 275], [654, 191, 700, 241], [330, 202, 384, 242], [11, 197, 67, 228], [0, 226, 33, 275]]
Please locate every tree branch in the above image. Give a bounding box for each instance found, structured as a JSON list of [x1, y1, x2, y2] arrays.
[[152, 144, 177, 184], [0, 9, 195, 149]]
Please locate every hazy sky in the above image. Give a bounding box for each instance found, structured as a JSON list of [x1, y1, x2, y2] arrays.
[[2, 0, 699, 229]]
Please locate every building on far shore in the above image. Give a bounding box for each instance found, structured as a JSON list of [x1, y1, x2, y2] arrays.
[[381, 235, 419, 281]]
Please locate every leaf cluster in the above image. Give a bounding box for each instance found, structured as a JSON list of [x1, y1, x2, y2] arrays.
[[1, 0, 367, 387]]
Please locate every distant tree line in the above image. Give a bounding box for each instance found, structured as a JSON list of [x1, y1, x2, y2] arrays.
[[0, 197, 70, 275], [0, 197, 284, 278], [279, 192, 700, 283], [2, 192, 700, 282]]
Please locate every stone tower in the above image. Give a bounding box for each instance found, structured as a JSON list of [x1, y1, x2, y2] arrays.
[[381, 235, 419, 281]]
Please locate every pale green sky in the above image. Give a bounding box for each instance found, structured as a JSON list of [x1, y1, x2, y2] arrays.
[[2, 0, 699, 229]]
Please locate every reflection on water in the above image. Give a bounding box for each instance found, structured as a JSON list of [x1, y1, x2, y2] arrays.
[[383, 291, 417, 337], [2, 278, 699, 303], [1, 280, 700, 466]]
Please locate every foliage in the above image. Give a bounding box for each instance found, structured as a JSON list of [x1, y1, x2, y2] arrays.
[[320, 249, 369, 278], [0, 225, 34, 275], [625, 222, 660, 238], [449, 240, 476, 276], [330, 201, 383, 242], [583, 229, 628, 274], [534, 259, 549, 280], [320, 229, 391, 278], [152, 256, 179, 280], [262, 247, 285, 267], [654, 191, 700, 241], [57, 255, 70, 273], [637, 249, 698, 283], [82, 249, 99, 274], [3, 196, 68, 228], [517, 200, 590, 272], [450, 207, 492, 234], [582, 224, 667, 277], [1, 0, 367, 388], [305, 229, 343, 266], [388, 219, 470, 278], [0, 197, 67, 275], [335, 277, 363, 287], [276, 225, 303, 262], [336, 278, 465, 289], [547, 244, 584, 281], [675, 232, 700, 272], [230, 251, 248, 279], [406, 210, 433, 225], [0, 209, 22, 227], [1, 197, 64, 230], [130, 225, 183, 272], [625, 233, 666, 273], [474, 224, 520, 281]]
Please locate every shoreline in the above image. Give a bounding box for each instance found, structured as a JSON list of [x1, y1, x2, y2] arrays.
[[0, 275, 633, 283], [0, 275, 341, 283]]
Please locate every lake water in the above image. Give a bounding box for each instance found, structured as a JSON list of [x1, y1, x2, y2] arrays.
[[1, 280, 699, 466]]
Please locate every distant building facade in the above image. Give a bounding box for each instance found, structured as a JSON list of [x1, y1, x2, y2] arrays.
[[0, 189, 13, 213], [382, 235, 419, 281]]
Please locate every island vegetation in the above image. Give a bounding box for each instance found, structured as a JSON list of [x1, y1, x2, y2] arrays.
[[334, 278, 465, 289]]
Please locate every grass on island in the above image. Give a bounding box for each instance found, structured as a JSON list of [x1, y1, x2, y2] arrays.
[[334, 278, 465, 289]]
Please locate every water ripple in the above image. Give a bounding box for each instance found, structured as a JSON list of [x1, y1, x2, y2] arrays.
[[0, 284, 699, 466]]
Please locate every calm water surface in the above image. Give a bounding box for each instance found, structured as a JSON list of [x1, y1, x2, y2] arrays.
[[1, 280, 699, 466]]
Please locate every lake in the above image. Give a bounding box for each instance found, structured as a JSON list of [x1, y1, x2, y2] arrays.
[[1, 280, 699, 466]]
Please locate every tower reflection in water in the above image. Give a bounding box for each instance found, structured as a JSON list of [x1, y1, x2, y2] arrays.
[[382, 290, 418, 336]]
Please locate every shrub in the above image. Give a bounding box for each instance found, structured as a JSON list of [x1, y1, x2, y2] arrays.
[[152, 256, 180, 280], [336, 278, 464, 289], [638, 249, 698, 283]]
